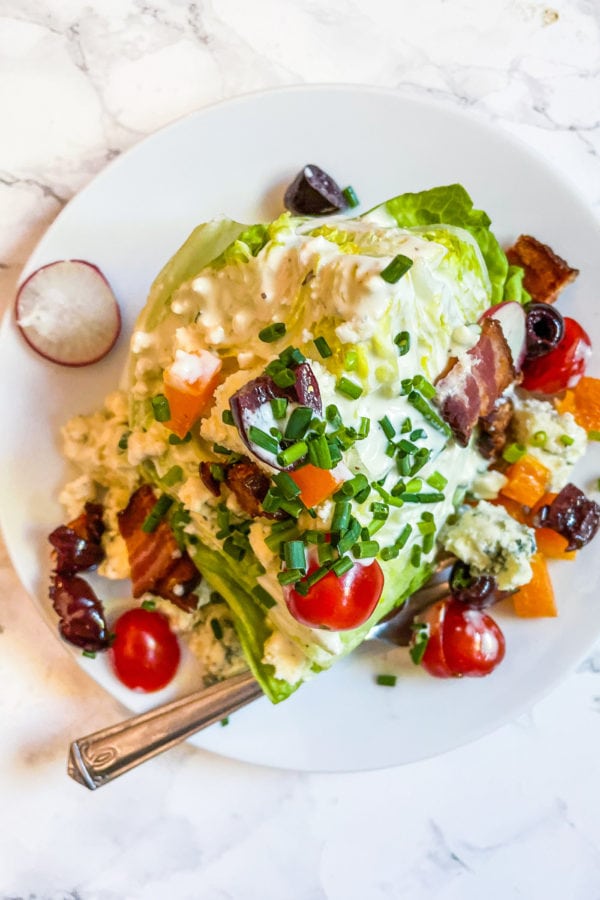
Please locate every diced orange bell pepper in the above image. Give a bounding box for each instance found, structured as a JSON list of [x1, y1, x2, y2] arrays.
[[491, 494, 530, 525], [500, 454, 550, 507], [512, 552, 557, 618], [163, 350, 222, 438], [535, 527, 576, 561], [556, 376, 600, 432], [289, 464, 342, 509]]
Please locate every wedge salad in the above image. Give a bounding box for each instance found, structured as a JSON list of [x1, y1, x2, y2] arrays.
[[42, 181, 600, 702]]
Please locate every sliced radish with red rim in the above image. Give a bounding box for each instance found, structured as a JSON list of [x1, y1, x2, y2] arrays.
[[16, 259, 121, 366]]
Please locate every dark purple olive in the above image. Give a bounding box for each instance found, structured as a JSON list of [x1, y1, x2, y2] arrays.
[[284, 165, 348, 216], [50, 573, 110, 651], [449, 560, 499, 609], [49, 502, 105, 575], [230, 365, 322, 468], [535, 483, 600, 550], [525, 302, 565, 359]]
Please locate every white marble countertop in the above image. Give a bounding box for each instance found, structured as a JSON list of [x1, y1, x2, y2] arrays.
[[2, 1, 600, 897]]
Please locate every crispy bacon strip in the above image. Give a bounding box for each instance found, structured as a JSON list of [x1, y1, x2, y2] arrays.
[[506, 235, 578, 304], [435, 318, 515, 447], [476, 397, 514, 460], [117, 485, 200, 612], [224, 460, 271, 518]]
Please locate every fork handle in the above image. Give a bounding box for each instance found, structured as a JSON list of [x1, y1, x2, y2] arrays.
[[67, 671, 262, 789]]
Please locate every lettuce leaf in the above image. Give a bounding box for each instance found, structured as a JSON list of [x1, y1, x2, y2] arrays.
[[368, 184, 528, 305]]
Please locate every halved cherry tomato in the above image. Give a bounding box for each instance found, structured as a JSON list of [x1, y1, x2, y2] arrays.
[[110, 608, 180, 692], [416, 598, 505, 678], [284, 558, 384, 631], [521, 316, 591, 394]]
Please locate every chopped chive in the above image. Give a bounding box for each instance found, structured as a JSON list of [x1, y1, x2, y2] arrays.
[[394, 330, 411, 356], [223, 536, 246, 561], [141, 495, 173, 532], [303, 529, 325, 544], [221, 409, 235, 426], [380, 545, 399, 561], [397, 455, 411, 477], [270, 397, 288, 419], [252, 584, 277, 609], [418, 519, 436, 536], [277, 441, 308, 467], [262, 488, 283, 512], [248, 425, 279, 455], [410, 428, 427, 441], [379, 416, 395, 440], [391, 480, 406, 497], [331, 555, 353, 576], [337, 517, 362, 554], [220, 717, 229, 727], [163, 465, 184, 486], [210, 618, 224, 640], [277, 568, 303, 585], [284, 540, 307, 572], [358, 417, 371, 439], [531, 430, 547, 447], [502, 442, 527, 463], [588, 430, 600, 441], [317, 542, 335, 564], [118, 433, 129, 451], [307, 434, 333, 469], [398, 439, 418, 455], [314, 336, 333, 358], [273, 368, 296, 389], [279, 346, 306, 367], [396, 523, 413, 549], [422, 531, 435, 554], [400, 417, 413, 433], [332, 500, 351, 533], [560, 433, 575, 446], [410, 544, 422, 567], [342, 185, 359, 208], [336, 376, 363, 399], [355, 485, 372, 504], [376, 674, 397, 687], [82, 650, 96, 659], [380, 254, 413, 284], [326, 404, 342, 426], [141, 599, 156, 610], [284, 406, 313, 440], [273, 472, 301, 499], [340, 473, 369, 498], [278, 497, 305, 518], [405, 477, 423, 493], [213, 442, 232, 455], [409, 623, 429, 665], [412, 375, 436, 400], [370, 501, 389, 520], [360, 526, 370, 541], [352, 540, 380, 559], [344, 349, 358, 371], [258, 322, 286, 343], [426, 471, 448, 491], [305, 565, 331, 589], [169, 431, 192, 445], [407, 390, 451, 436], [398, 491, 445, 504], [151, 394, 171, 422]]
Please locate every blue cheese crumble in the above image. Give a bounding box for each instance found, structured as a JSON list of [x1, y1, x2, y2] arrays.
[[511, 397, 587, 491], [441, 500, 536, 590]]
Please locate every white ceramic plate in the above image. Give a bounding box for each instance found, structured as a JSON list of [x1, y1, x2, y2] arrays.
[[2, 86, 600, 772]]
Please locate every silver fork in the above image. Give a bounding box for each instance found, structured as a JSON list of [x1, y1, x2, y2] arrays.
[[68, 558, 454, 789]]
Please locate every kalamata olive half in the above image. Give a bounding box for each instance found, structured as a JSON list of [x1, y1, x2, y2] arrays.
[[449, 560, 499, 609], [525, 302, 565, 359], [284, 165, 348, 216], [535, 483, 600, 550], [50, 573, 110, 652]]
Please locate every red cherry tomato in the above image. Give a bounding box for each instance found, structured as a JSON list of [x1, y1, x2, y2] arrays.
[[521, 316, 591, 394], [110, 608, 180, 692], [416, 598, 505, 678], [285, 558, 384, 631]]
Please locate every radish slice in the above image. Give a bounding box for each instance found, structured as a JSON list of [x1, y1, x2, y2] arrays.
[[15, 260, 121, 366], [480, 301, 526, 370]]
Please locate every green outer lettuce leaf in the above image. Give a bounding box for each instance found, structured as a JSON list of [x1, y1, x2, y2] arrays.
[[368, 184, 528, 305]]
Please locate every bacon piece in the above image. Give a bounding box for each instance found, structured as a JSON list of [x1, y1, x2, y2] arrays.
[[49, 502, 105, 575], [199, 461, 222, 497], [224, 459, 270, 518], [435, 318, 515, 447], [117, 485, 200, 612], [506, 235, 578, 304], [477, 397, 514, 460]]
